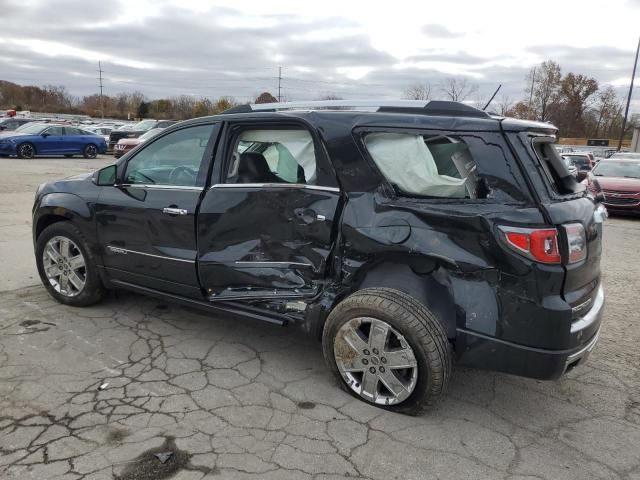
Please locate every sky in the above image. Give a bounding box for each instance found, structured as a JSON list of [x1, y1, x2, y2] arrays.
[[1, 0, 639, 111]]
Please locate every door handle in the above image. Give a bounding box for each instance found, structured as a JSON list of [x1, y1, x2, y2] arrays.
[[162, 207, 188, 215]]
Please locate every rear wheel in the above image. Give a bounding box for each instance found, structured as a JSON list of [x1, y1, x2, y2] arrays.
[[83, 144, 98, 159], [322, 288, 451, 415], [17, 142, 35, 159], [35, 222, 106, 306]]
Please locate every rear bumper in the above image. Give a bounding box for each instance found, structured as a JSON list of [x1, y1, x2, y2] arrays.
[[456, 286, 604, 380]]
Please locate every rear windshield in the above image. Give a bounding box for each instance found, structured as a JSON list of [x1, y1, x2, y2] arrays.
[[363, 131, 531, 203]]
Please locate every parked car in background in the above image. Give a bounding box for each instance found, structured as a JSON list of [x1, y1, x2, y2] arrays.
[[85, 126, 112, 143], [584, 158, 640, 215], [609, 152, 640, 160], [108, 119, 177, 152], [113, 128, 162, 158], [563, 152, 595, 181], [0, 123, 107, 158], [32, 100, 606, 414], [0, 117, 34, 131]]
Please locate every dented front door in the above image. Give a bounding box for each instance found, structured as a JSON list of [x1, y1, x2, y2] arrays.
[[196, 184, 340, 299]]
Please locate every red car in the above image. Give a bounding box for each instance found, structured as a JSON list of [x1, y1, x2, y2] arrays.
[[584, 158, 640, 215], [113, 128, 162, 158]]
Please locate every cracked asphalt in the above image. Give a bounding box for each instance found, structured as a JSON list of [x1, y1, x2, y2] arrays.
[[1, 157, 640, 479]]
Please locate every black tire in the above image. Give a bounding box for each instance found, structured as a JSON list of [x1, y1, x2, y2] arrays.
[[322, 287, 452, 415], [35, 222, 106, 306], [64, 154, 74, 158], [17, 142, 35, 159], [83, 143, 98, 159]]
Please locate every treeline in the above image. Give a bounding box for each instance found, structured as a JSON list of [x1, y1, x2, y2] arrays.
[[0, 81, 280, 120], [404, 61, 638, 139]]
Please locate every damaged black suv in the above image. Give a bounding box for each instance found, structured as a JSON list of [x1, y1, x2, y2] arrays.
[[32, 100, 606, 414]]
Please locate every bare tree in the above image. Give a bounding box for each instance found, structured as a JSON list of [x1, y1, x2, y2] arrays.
[[525, 61, 562, 121], [439, 77, 478, 102], [496, 92, 514, 116], [592, 86, 620, 137], [317, 93, 344, 100], [403, 82, 432, 100]]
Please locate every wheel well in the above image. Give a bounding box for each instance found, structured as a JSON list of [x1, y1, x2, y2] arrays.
[[35, 214, 68, 240], [354, 263, 457, 339]]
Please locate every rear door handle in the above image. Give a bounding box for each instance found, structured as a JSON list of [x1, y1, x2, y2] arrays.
[[162, 207, 188, 215]]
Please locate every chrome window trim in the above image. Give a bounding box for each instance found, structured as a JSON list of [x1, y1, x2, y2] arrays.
[[118, 184, 203, 191], [210, 183, 340, 193], [106, 245, 195, 263]]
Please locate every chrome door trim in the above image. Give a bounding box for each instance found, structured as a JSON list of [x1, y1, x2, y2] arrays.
[[234, 260, 313, 268], [118, 184, 204, 191], [106, 245, 195, 263], [209, 183, 340, 193]]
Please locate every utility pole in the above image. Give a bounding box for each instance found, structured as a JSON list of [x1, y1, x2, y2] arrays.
[[528, 67, 536, 120], [618, 36, 640, 151], [98, 61, 104, 119], [277, 66, 282, 102]]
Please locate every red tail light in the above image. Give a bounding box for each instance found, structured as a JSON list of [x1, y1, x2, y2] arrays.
[[500, 227, 561, 264]]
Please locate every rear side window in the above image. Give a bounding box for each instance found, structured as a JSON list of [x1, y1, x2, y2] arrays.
[[363, 131, 530, 202], [531, 138, 581, 195]]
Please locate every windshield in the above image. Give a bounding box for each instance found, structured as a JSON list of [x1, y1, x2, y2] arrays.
[[593, 161, 640, 179], [139, 128, 162, 140], [132, 120, 157, 131], [16, 123, 47, 135]]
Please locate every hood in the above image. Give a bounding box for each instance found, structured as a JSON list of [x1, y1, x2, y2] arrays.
[[596, 176, 640, 192], [64, 172, 93, 181], [0, 131, 26, 139]]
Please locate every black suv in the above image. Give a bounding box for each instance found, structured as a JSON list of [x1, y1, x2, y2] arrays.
[[32, 100, 606, 414], [108, 119, 177, 152]]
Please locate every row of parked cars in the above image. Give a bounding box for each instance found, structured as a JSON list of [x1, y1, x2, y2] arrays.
[[0, 116, 180, 159], [557, 148, 640, 216]]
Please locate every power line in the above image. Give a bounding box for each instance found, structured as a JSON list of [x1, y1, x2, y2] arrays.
[[618, 36, 640, 151]]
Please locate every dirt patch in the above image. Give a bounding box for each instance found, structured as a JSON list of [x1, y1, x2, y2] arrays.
[[106, 428, 130, 445], [297, 401, 316, 410]]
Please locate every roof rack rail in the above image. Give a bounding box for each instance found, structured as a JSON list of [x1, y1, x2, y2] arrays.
[[223, 100, 490, 118]]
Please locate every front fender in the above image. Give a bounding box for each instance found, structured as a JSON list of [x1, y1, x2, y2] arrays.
[[33, 193, 96, 251]]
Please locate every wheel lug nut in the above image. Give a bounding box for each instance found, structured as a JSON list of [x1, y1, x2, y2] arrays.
[[379, 366, 385, 373], [369, 367, 376, 374], [363, 349, 370, 356], [372, 348, 379, 355], [362, 358, 369, 365], [381, 357, 387, 364]]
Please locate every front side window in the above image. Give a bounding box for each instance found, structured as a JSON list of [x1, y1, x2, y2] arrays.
[[226, 129, 317, 185], [124, 124, 214, 186]]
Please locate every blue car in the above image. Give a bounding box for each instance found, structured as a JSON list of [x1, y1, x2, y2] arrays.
[[0, 123, 107, 159]]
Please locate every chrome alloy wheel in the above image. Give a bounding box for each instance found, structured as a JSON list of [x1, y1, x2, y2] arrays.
[[19, 143, 35, 158], [42, 236, 87, 297], [333, 317, 418, 405]]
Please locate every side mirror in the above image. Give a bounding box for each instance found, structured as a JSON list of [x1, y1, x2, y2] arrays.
[[41, 132, 50, 137], [93, 164, 117, 186]]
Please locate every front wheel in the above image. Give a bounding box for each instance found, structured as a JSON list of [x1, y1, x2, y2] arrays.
[[83, 143, 98, 159], [35, 222, 106, 306], [322, 288, 452, 415], [17, 142, 35, 159]]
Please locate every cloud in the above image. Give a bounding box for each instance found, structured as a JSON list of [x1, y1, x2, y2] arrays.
[[0, 0, 638, 112], [421, 24, 462, 38]]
